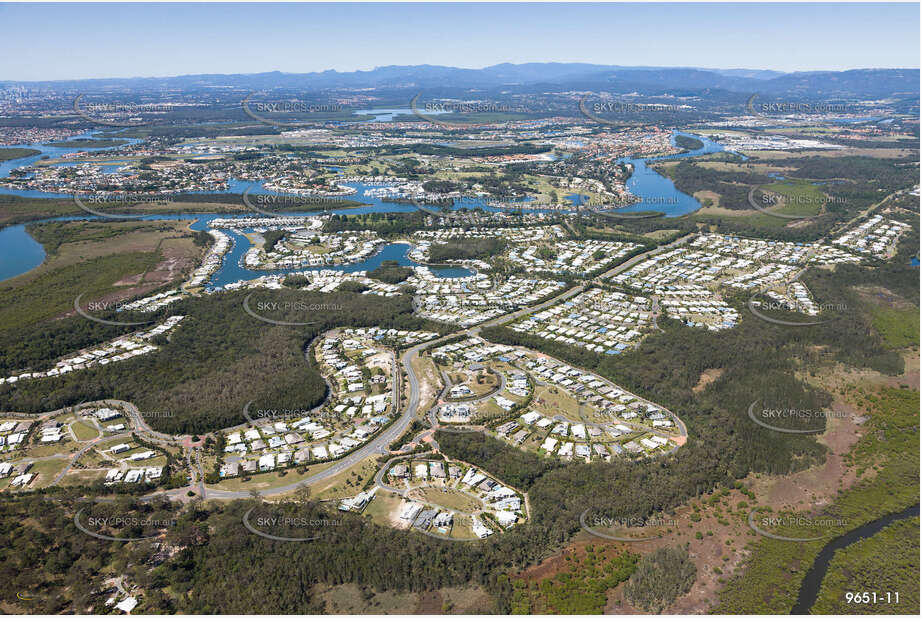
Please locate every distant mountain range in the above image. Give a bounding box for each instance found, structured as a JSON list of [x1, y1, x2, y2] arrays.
[[4, 63, 918, 100]]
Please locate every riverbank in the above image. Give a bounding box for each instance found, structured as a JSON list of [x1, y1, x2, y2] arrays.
[[716, 358, 920, 614], [0, 219, 204, 331], [0, 147, 41, 162], [0, 193, 376, 230], [0, 130, 720, 284], [792, 504, 919, 614]]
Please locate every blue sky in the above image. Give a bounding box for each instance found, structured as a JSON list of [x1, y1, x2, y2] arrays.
[[1, 2, 918, 80]]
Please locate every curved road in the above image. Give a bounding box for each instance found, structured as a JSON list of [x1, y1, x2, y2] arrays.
[[440, 368, 506, 404], [195, 237, 696, 499], [372, 452, 531, 542], [7, 237, 693, 502], [199, 340, 432, 499]]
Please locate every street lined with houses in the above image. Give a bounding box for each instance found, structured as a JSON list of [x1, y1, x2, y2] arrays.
[[0, 199, 907, 542]]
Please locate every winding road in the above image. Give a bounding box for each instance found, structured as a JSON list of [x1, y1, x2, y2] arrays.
[[372, 452, 531, 542], [172, 236, 694, 499], [196, 340, 432, 499], [6, 237, 692, 502]]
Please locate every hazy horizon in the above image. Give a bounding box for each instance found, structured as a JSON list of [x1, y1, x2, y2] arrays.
[[1, 2, 918, 81], [3, 61, 919, 85]]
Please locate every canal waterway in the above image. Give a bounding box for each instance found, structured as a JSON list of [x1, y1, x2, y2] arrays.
[[0, 130, 726, 282]]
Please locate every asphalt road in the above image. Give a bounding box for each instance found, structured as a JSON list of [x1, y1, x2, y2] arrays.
[[200, 344, 430, 499], [47, 435, 125, 487], [202, 237, 696, 499], [440, 367, 506, 404], [18, 238, 694, 502]]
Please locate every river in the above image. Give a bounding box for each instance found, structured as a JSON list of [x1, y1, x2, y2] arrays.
[[0, 131, 144, 198], [0, 208, 473, 287], [791, 503, 920, 614], [352, 107, 449, 122], [0, 130, 727, 284], [613, 131, 737, 217]]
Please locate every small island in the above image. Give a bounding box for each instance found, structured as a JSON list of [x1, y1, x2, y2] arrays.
[[43, 139, 129, 149], [369, 259, 413, 283], [0, 147, 41, 162], [673, 134, 704, 151]]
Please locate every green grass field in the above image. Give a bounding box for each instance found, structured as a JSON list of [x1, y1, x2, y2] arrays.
[[206, 460, 336, 493], [70, 420, 101, 441], [760, 180, 829, 217], [410, 486, 482, 513], [531, 384, 582, 418], [866, 305, 920, 349], [27, 458, 71, 489], [56, 468, 109, 487], [692, 209, 792, 229]]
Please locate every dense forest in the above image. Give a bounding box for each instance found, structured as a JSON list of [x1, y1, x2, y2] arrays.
[[427, 237, 507, 262], [324, 211, 429, 237], [810, 517, 920, 614], [653, 160, 771, 210], [0, 150, 917, 613], [673, 135, 704, 151], [643, 153, 918, 243], [261, 230, 286, 252], [368, 259, 413, 284], [0, 147, 41, 161], [0, 493, 201, 613], [0, 289, 447, 433]]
